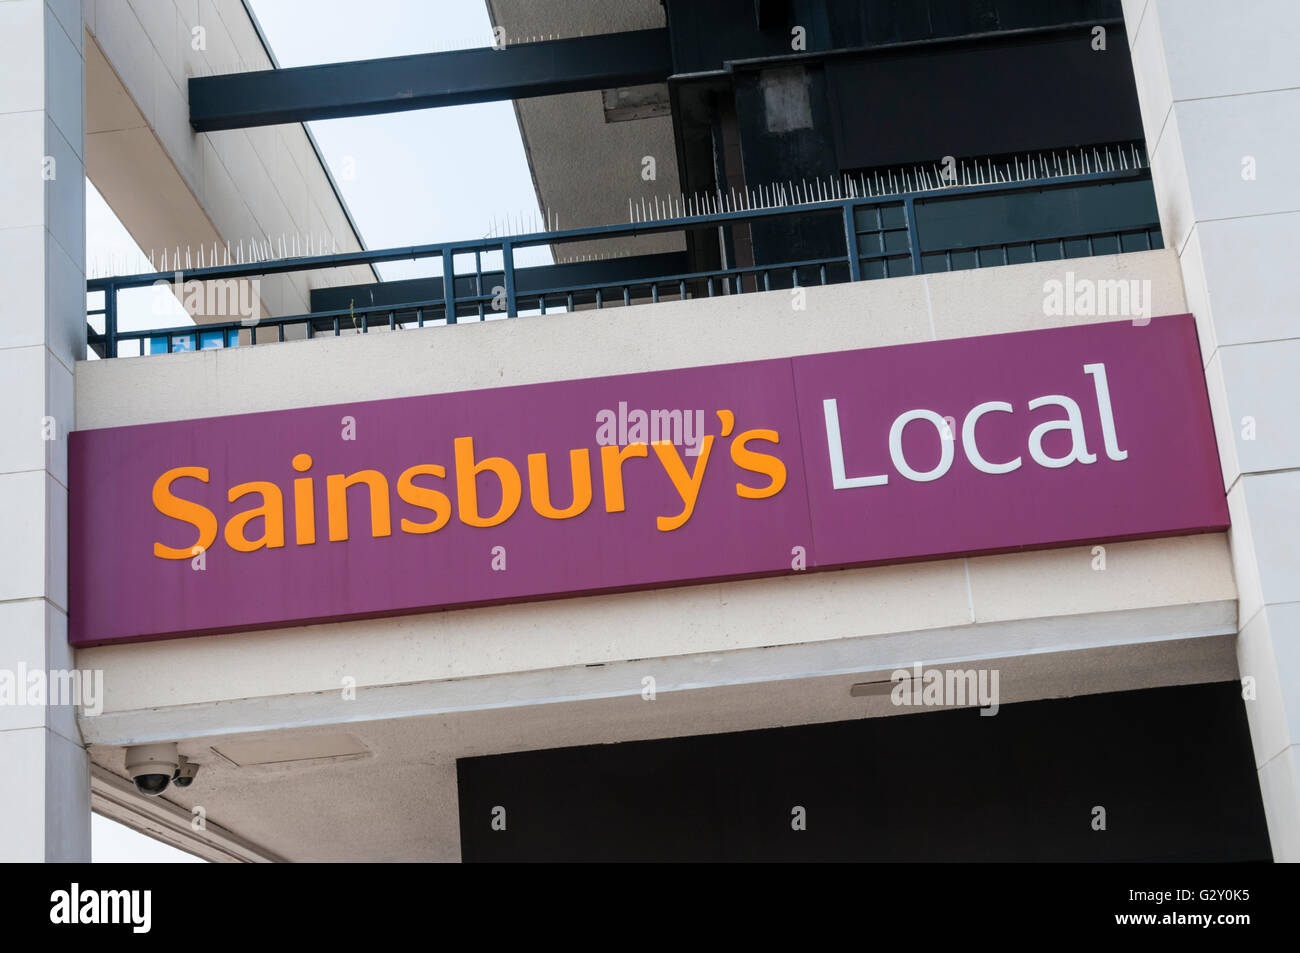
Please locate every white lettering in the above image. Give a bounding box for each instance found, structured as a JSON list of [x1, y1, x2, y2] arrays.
[[961, 401, 1022, 474], [823, 398, 888, 489], [888, 409, 954, 482]]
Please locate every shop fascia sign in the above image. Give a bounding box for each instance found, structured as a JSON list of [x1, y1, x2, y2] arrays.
[[69, 314, 1228, 645]]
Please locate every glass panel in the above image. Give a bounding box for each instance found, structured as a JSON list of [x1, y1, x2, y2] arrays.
[[949, 249, 977, 271], [823, 261, 851, 284], [914, 178, 1159, 252], [880, 203, 906, 228], [886, 255, 914, 277], [921, 252, 948, 274], [1032, 240, 1062, 261], [1120, 231, 1149, 253], [853, 206, 882, 230], [1089, 234, 1120, 255], [150, 334, 196, 354], [856, 232, 883, 256], [1006, 243, 1034, 265]]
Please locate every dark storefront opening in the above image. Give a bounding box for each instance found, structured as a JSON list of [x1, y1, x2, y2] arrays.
[[458, 681, 1271, 862]]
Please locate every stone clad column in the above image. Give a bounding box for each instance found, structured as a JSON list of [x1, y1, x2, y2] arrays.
[[0, 0, 90, 861], [1123, 0, 1300, 859]]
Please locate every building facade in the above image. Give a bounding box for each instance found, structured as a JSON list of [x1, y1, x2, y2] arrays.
[[1, 0, 1297, 861]]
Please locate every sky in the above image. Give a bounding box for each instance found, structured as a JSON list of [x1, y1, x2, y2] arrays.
[[86, 0, 543, 857], [248, 0, 551, 279], [88, 0, 548, 337], [93, 814, 206, 863]]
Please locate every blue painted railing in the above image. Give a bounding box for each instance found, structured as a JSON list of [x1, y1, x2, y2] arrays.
[[86, 166, 1160, 359]]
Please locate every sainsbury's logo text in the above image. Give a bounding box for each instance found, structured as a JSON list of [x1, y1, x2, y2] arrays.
[[150, 410, 786, 558]]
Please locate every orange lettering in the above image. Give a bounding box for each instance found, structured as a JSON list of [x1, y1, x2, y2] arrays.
[[325, 470, 391, 541], [397, 464, 451, 534], [152, 466, 217, 560], [651, 436, 714, 532], [600, 443, 648, 513], [731, 429, 787, 499], [225, 481, 285, 552], [454, 436, 521, 527], [528, 449, 592, 519], [292, 453, 315, 545]]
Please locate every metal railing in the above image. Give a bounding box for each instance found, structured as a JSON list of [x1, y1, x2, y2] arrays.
[[86, 164, 1160, 359]]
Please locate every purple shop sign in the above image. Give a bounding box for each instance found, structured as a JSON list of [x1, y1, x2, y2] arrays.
[[794, 316, 1228, 565], [68, 314, 1228, 646]]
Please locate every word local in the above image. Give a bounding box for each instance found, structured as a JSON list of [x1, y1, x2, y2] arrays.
[[824, 362, 1127, 486]]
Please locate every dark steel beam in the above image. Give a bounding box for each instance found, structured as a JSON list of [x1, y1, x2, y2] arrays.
[[189, 29, 673, 131]]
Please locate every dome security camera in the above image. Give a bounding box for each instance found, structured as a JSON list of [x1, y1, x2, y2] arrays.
[[171, 755, 199, 788], [125, 743, 179, 797]]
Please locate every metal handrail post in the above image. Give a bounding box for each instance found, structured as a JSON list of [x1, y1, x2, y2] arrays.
[[442, 246, 457, 325], [502, 241, 517, 317], [103, 282, 118, 358], [904, 196, 923, 275], [843, 203, 861, 282]]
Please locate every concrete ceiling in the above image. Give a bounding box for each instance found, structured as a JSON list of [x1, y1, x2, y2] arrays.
[[485, 0, 684, 261], [89, 626, 1237, 861], [84, 13, 374, 326]]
